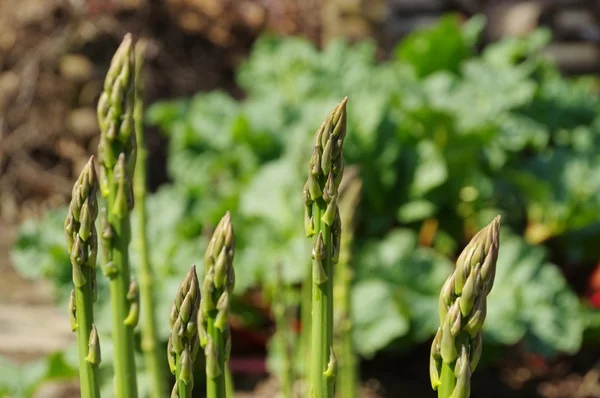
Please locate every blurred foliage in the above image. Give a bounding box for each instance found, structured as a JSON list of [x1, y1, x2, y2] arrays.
[[8, 13, 600, 395]]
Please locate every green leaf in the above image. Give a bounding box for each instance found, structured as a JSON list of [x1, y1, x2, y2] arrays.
[[397, 200, 437, 223], [409, 140, 448, 197], [239, 158, 298, 227], [354, 231, 451, 353], [351, 280, 410, 357], [485, 233, 583, 355], [395, 14, 473, 77]]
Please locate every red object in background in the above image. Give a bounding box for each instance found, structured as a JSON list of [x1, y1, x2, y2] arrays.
[[87, 0, 115, 15], [229, 357, 267, 375], [590, 291, 600, 308], [585, 261, 600, 308]]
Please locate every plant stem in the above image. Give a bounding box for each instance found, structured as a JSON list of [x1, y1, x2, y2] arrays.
[[310, 207, 334, 398], [335, 258, 357, 398], [206, 318, 226, 398], [304, 98, 348, 398], [97, 34, 138, 398], [200, 212, 235, 398], [300, 263, 312, 381], [225, 363, 235, 398], [132, 39, 167, 398], [272, 263, 294, 398], [175, 360, 192, 398], [438, 362, 456, 398], [108, 213, 138, 398], [66, 157, 101, 398], [335, 168, 361, 398], [74, 285, 100, 398]]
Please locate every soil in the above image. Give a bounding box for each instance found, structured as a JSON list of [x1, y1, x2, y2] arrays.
[[2, 1, 600, 397]]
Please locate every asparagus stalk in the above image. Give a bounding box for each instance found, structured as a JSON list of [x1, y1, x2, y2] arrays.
[[299, 260, 312, 385], [65, 156, 102, 398], [334, 167, 362, 398], [132, 39, 167, 398], [168, 266, 201, 398], [97, 33, 139, 398], [303, 98, 348, 398], [270, 262, 295, 398], [225, 366, 235, 398], [199, 212, 236, 398], [430, 216, 501, 398]]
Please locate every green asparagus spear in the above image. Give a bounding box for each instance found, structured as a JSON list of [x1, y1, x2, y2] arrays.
[[199, 212, 235, 398], [299, 261, 312, 384], [430, 216, 501, 398], [270, 262, 295, 398], [304, 97, 348, 398], [168, 266, 201, 398], [132, 39, 167, 398], [334, 167, 362, 398], [97, 33, 139, 398], [65, 156, 102, 398]]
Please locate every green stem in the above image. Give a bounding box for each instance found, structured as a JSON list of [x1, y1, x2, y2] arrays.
[[207, 316, 226, 398], [335, 228, 357, 397], [310, 201, 335, 398], [225, 363, 235, 398], [273, 282, 293, 398], [336, 264, 356, 398], [176, 359, 192, 398], [438, 361, 456, 398], [108, 213, 138, 398], [300, 263, 312, 380], [75, 274, 101, 398], [133, 41, 166, 398]]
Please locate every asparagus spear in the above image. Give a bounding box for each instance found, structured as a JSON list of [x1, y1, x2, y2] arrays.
[[303, 98, 348, 398], [270, 262, 295, 398], [430, 216, 501, 398], [168, 266, 201, 398], [199, 212, 236, 398], [334, 167, 362, 398], [299, 261, 312, 384], [131, 39, 167, 398], [97, 33, 139, 398], [65, 156, 102, 398]]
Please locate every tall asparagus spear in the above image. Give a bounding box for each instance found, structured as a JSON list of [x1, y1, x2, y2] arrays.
[[168, 266, 201, 398], [132, 39, 167, 398], [97, 33, 139, 398], [430, 216, 501, 398], [65, 156, 102, 398], [334, 167, 362, 398], [304, 97, 348, 398], [199, 212, 235, 398]]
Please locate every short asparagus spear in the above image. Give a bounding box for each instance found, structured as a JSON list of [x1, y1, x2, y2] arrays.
[[430, 216, 501, 398], [97, 33, 139, 398], [132, 39, 167, 398], [304, 97, 348, 398], [168, 266, 201, 398], [199, 212, 235, 398], [65, 156, 102, 398], [334, 167, 362, 398]]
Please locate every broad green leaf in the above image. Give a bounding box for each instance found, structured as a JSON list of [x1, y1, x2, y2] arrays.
[[486, 233, 583, 355], [352, 280, 410, 357]]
